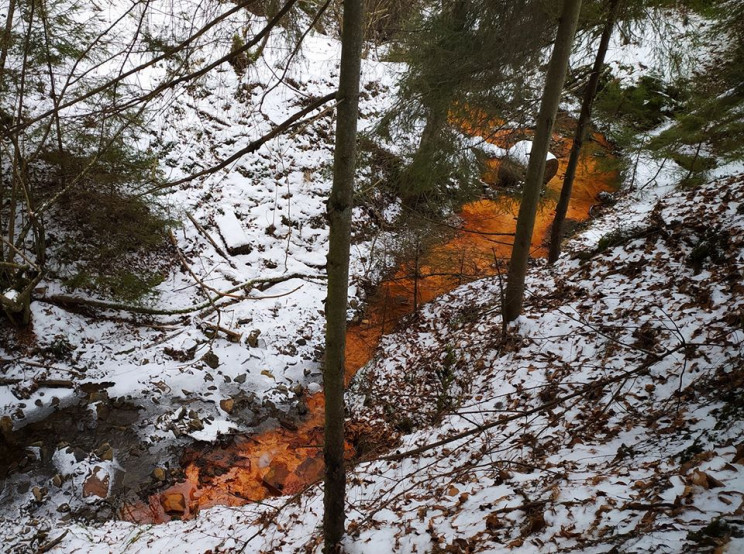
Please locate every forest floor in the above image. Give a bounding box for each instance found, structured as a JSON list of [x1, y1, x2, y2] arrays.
[[14, 159, 741, 554], [1, 5, 742, 553]]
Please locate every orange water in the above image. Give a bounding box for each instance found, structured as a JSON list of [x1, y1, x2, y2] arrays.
[[123, 128, 618, 523]]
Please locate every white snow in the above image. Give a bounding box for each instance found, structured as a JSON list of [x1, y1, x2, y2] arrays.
[[507, 140, 557, 166], [214, 211, 253, 255], [1, 3, 742, 553]]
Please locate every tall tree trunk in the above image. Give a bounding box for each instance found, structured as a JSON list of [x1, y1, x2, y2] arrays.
[[548, 0, 620, 264], [323, 0, 363, 550], [503, 0, 582, 323]]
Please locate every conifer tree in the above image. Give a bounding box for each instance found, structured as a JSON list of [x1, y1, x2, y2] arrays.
[[388, 0, 555, 206], [647, 0, 744, 181]]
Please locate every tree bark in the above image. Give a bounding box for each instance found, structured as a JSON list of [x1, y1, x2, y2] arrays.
[[548, 0, 620, 264], [503, 0, 583, 322], [323, 0, 363, 550], [0, 0, 15, 79]]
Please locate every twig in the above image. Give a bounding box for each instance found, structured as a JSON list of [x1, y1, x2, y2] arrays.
[[186, 212, 233, 264], [198, 320, 242, 342], [244, 284, 303, 300], [36, 530, 68, 553], [169, 230, 230, 299]]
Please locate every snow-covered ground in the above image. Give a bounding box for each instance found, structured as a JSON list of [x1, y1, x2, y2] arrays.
[[0, 12, 401, 438], [0, 2, 404, 538], [22, 163, 743, 554], [1, 2, 742, 553]]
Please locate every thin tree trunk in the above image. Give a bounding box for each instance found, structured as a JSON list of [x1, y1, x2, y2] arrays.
[[548, 0, 620, 264], [412, 236, 420, 312], [323, 0, 364, 550], [503, 0, 583, 322], [40, 0, 66, 185], [0, 0, 15, 79]]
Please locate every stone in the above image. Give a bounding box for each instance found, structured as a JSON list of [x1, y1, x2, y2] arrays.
[[597, 190, 616, 204], [294, 456, 323, 483], [188, 416, 204, 431], [215, 211, 253, 256], [88, 391, 108, 403], [96, 443, 114, 461], [247, 329, 261, 348], [160, 493, 186, 515], [220, 398, 234, 414], [234, 373, 247, 384], [496, 141, 558, 187], [296, 401, 308, 416], [32, 486, 47, 502], [163, 344, 197, 362], [262, 462, 290, 495], [200, 350, 220, 369], [152, 467, 166, 481], [82, 467, 110, 499], [71, 447, 88, 462]]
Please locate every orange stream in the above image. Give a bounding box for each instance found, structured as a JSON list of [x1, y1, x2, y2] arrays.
[[122, 128, 618, 524]]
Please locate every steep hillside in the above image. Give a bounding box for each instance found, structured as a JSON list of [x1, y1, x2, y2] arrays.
[[1, 2, 742, 553], [37, 170, 744, 552]]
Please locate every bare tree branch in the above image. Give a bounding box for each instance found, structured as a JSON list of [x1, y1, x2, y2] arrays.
[[141, 91, 338, 195]]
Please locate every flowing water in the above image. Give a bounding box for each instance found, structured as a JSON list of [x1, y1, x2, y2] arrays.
[[126, 128, 619, 523]]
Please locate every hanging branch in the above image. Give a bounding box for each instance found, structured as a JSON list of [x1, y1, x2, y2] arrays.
[[141, 91, 338, 196], [1, 0, 297, 138]]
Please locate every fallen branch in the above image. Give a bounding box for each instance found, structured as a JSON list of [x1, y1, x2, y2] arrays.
[[169, 230, 233, 300], [0, 378, 74, 388], [186, 212, 233, 263], [621, 502, 676, 511], [39, 273, 326, 316], [0, 358, 86, 376], [198, 320, 243, 342], [36, 530, 69, 553]]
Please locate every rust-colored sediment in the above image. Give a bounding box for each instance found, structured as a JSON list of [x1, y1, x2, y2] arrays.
[[124, 125, 618, 524]]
